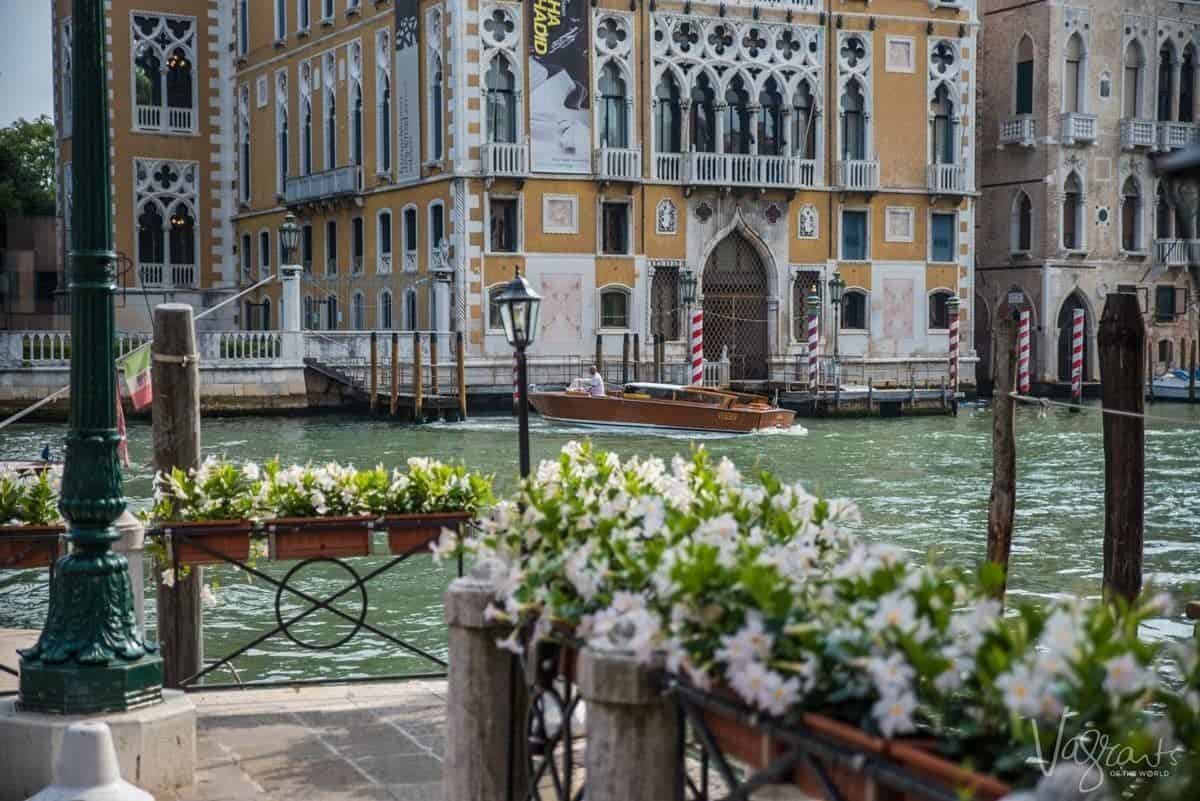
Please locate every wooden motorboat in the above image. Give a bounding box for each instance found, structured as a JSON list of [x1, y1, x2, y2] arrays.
[[529, 383, 796, 433]]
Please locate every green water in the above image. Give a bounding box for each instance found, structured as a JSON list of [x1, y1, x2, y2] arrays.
[[2, 403, 1198, 683]]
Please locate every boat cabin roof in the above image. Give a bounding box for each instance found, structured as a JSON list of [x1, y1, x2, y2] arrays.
[[622, 383, 770, 407]]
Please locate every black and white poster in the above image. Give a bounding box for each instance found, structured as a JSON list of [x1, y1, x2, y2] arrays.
[[394, 0, 421, 183], [529, 0, 590, 174]]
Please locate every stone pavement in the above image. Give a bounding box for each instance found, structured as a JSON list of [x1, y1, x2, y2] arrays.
[[176, 680, 448, 801]]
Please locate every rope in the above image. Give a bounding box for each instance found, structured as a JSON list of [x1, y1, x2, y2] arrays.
[[1008, 391, 1200, 425]]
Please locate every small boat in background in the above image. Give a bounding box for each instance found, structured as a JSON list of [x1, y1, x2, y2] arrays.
[[1150, 369, 1200, 401], [529, 382, 796, 433]]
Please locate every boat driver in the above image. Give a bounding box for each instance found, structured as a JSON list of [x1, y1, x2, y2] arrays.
[[587, 366, 606, 398]]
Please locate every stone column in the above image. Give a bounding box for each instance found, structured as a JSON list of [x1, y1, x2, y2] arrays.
[[443, 566, 527, 801], [577, 646, 680, 801], [435, 280, 452, 334], [279, 264, 303, 363]]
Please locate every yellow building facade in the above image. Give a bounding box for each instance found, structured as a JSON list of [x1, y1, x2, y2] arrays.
[[54, 0, 979, 382]]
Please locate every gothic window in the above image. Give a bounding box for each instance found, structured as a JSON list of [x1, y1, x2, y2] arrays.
[[132, 15, 196, 133], [298, 0, 309, 31], [1012, 190, 1033, 252], [429, 201, 446, 269], [930, 84, 955, 165], [378, 210, 393, 273], [691, 72, 717, 153], [274, 0, 286, 40], [427, 8, 445, 165], [302, 224, 313, 271], [654, 72, 682, 153], [431, 53, 444, 159], [758, 76, 784, 156], [487, 285, 505, 332], [1159, 44, 1175, 121], [1015, 35, 1034, 115], [135, 159, 198, 288], [485, 55, 518, 144], [1121, 177, 1142, 252], [724, 74, 752, 154], [352, 216, 364, 274], [326, 220, 337, 274], [793, 81, 816, 160], [238, 86, 251, 203], [380, 290, 393, 329], [841, 80, 866, 160], [240, 232, 252, 277], [1064, 34, 1085, 114], [351, 81, 364, 166], [237, 0, 248, 56], [137, 205, 165, 267], [403, 206, 418, 271], [276, 73, 289, 195], [259, 230, 271, 277], [1062, 172, 1083, 250], [1182, 45, 1196, 122], [326, 294, 339, 330], [301, 97, 313, 175], [404, 289, 418, 330], [303, 296, 316, 329], [352, 292, 366, 330], [598, 62, 629, 149], [1124, 41, 1145, 119], [324, 53, 337, 169], [376, 32, 392, 173]]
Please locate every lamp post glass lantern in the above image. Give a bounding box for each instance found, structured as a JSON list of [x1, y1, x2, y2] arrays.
[[280, 212, 301, 265], [680, 269, 697, 309], [828, 271, 845, 368], [497, 268, 542, 479]]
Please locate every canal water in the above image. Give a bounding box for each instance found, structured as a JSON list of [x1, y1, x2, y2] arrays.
[[2, 403, 1198, 684]]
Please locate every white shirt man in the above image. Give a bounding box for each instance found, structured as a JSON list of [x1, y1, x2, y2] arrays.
[[587, 367, 605, 397]]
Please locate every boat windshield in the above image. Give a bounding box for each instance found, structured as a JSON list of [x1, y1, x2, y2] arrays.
[[623, 384, 676, 400], [674, 390, 726, 406]]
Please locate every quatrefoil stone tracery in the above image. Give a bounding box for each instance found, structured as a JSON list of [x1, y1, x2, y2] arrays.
[[483, 7, 516, 49], [840, 36, 867, 69], [597, 16, 630, 54], [930, 42, 955, 77]]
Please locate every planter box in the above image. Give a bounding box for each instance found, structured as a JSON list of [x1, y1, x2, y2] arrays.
[[380, 511, 470, 554], [163, 520, 253, 566], [0, 525, 64, 569], [267, 515, 374, 560]]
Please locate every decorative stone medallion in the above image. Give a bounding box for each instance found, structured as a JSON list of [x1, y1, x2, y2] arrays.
[[694, 201, 713, 223]]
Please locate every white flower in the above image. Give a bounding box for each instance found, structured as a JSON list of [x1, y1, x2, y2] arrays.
[[716, 612, 774, 667], [630, 497, 666, 533], [160, 568, 176, 588], [760, 671, 802, 716], [428, 527, 459, 564], [715, 458, 741, 487], [240, 462, 261, 481], [1040, 609, 1081, 658], [496, 630, 523, 656], [866, 652, 915, 696], [872, 692, 917, 738], [695, 513, 739, 542], [869, 592, 919, 635], [729, 660, 771, 708], [1103, 653, 1154, 696], [1034, 648, 1071, 680], [996, 663, 1045, 718]]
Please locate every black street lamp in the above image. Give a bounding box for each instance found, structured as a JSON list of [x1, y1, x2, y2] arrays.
[[280, 212, 301, 265], [496, 267, 542, 479], [828, 271, 846, 372], [680, 268, 697, 309]]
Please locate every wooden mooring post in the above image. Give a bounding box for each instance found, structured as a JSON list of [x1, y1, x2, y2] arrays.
[[430, 332, 440, 398], [1190, 339, 1197, 402], [413, 331, 424, 422], [633, 333, 641, 381], [622, 333, 630, 385], [1099, 292, 1146, 602], [152, 304, 203, 688], [986, 315, 1017, 602], [456, 331, 468, 421], [390, 331, 400, 416], [369, 332, 378, 413], [595, 334, 603, 373]]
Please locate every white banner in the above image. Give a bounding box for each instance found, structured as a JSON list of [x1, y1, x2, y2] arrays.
[[394, 2, 421, 183], [529, 0, 590, 174]]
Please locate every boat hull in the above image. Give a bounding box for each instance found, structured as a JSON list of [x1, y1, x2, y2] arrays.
[[529, 392, 795, 433]]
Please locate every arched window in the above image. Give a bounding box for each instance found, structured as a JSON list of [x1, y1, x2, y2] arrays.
[[431, 53, 444, 160], [792, 80, 817, 160], [168, 202, 195, 270], [724, 74, 752, 154], [485, 55, 518, 144], [841, 80, 866, 160], [380, 290, 393, 329], [1159, 44, 1175, 121], [137, 204, 165, 266], [165, 48, 193, 118], [378, 210, 392, 273], [351, 82, 363, 166], [1012, 190, 1033, 252], [301, 98, 313, 175], [1121, 178, 1142, 252], [598, 62, 629, 149], [352, 292, 366, 330], [487, 285, 506, 332], [377, 71, 392, 171], [1064, 34, 1085, 113], [326, 294, 339, 330], [691, 73, 717, 153], [842, 289, 868, 330], [1183, 45, 1196, 122], [132, 17, 197, 132], [1015, 35, 1034, 115], [1062, 172, 1083, 250], [758, 76, 784, 156], [930, 84, 955, 164], [654, 72, 682, 153], [239, 87, 251, 203], [1124, 41, 1145, 119], [598, 286, 631, 329], [277, 99, 288, 194], [261, 297, 272, 332], [429, 201, 446, 266], [928, 290, 953, 330], [404, 289, 418, 330], [324, 58, 337, 168]]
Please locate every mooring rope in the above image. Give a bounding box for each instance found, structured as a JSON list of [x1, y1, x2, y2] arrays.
[[1008, 391, 1199, 425]]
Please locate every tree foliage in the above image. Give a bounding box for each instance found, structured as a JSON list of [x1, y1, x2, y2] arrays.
[[0, 116, 56, 218]]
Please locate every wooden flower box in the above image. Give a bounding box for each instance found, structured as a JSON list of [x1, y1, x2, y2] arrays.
[[380, 511, 471, 554], [163, 520, 253, 566], [0, 525, 64, 569], [268, 515, 374, 560]]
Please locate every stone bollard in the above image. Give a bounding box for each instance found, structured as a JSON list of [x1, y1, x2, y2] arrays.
[[443, 563, 528, 801], [112, 510, 146, 638], [577, 646, 680, 801], [24, 721, 154, 801]]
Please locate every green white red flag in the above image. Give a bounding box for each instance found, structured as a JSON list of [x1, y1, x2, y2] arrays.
[[123, 347, 153, 410]]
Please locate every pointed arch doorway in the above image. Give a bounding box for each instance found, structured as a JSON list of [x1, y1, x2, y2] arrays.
[[1057, 291, 1091, 382], [702, 232, 769, 380]]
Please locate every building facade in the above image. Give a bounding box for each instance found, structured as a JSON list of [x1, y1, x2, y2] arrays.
[[53, 0, 979, 382], [978, 0, 1199, 389], [0, 215, 66, 330]]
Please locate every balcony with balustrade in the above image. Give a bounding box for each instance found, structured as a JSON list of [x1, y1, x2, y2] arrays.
[[594, 147, 642, 182], [1059, 112, 1097, 146], [927, 163, 970, 195], [135, 104, 194, 134], [1155, 239, 1199, 268], [835, 159, 880, 192], [284, 165, 363, 206], [138, 262, 197, 289], [677, 152, 819, 189], [1156, 122, 1200, 151], [998, 116, 1036, 148], [1120, 119, 1157, 150], [480, 141, 528, 178]]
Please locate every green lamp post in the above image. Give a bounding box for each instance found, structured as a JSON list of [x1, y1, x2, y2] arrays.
[[18, 0, 163, 714]]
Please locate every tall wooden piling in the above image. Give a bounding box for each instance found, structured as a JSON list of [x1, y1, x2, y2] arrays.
[[413, 331, 424, 421], [1099, 292, 1146, 602], [430, 332, 440, 398], [369, 332, 378, 412], [633, 333, 640, 381], [390, 331, 400, 416], [595, 334, 603, 373], [986, 316, 1017, 601], [622, 333, 630, 385], [152, 304, 203, 688], [1190, 339, 1197, 402], [456, 331, 468, 421]]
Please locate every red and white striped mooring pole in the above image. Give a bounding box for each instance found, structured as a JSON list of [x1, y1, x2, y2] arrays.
[[1070, 308, 1084, 408], [806, 289, 821, 390], [947, 295, 960, 412], [690, 309, 704, 386], [1017, 310, 1032, 395]]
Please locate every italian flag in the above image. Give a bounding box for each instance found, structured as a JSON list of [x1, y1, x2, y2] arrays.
[[123, 347, 153, 410]]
